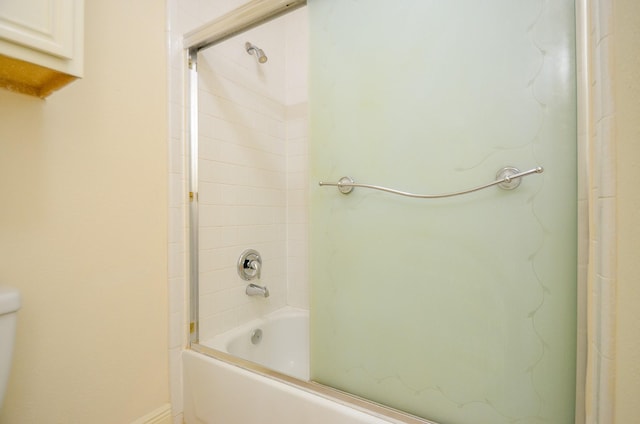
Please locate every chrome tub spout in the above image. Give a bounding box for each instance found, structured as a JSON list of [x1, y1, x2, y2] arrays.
[[246, 283, 269, 298]]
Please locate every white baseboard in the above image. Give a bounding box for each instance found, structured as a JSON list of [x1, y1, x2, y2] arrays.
[[131, 403, 173, 424]]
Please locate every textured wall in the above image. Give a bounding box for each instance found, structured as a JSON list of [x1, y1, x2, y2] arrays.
[[0, 1, 169, 422]]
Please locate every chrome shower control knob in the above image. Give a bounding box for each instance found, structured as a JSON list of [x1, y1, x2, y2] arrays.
[[237, 249, 262, 280]]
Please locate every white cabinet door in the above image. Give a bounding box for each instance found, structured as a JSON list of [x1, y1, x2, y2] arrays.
[[0, 0, 83, 97], [0, 0, 75, 59]]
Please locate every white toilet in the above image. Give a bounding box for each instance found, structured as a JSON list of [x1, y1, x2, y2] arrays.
[[0, 286, 20, 409]]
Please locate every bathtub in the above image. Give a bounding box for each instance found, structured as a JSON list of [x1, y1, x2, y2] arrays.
[[204, 306, 309, 380], [183, 307, 424, 424]]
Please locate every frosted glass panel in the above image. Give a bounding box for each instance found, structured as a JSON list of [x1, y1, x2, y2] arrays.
[[309, 1, 577, 423]]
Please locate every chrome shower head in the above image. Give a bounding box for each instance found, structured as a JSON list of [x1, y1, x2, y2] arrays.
[[245, 42, 268, 64]]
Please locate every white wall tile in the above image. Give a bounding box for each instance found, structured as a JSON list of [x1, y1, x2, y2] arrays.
[[168, 173, 185, 208], [169, 138, 185, 174], [169, 277, 185, 315], [168, 347, 184, 420], [170, 311, 184, 349]]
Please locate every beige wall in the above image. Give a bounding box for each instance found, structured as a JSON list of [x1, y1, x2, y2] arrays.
[[0, 1, 169, 423], [614, 0, 640, 422]]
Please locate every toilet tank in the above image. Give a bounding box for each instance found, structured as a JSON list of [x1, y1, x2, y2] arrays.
[[0, 286, 21, 409]]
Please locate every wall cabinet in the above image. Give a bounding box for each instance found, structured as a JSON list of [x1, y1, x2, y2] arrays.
[[0, 0, 83, 98]]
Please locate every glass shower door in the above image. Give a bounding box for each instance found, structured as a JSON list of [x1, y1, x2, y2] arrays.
[[309, 1, 577, 423]]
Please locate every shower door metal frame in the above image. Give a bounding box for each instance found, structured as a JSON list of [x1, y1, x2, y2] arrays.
[[183, 0, 599, 423]]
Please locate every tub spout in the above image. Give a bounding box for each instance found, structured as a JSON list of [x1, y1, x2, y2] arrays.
[[246, 283, 269, 298]]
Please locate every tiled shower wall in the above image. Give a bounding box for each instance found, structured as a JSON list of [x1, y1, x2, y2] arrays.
[[167, 2, 308, 422], [196, 14, 309, 341]]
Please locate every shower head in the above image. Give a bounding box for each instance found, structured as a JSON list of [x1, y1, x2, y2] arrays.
[[245, 42, 268, 64]]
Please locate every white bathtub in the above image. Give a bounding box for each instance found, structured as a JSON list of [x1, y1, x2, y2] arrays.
[[204, 306, 309, 380], [184, 307, 409, 424]]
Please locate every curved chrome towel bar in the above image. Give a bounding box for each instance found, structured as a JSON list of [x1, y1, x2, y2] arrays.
[[318, 166, 544, 199]]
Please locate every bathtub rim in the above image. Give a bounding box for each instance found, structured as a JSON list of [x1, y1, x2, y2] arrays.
[[188, 342, 438, 424], [193, 305, 435, 423]]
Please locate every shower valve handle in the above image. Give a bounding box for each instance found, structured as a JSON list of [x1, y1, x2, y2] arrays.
[[237, 249, 262, 280]]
